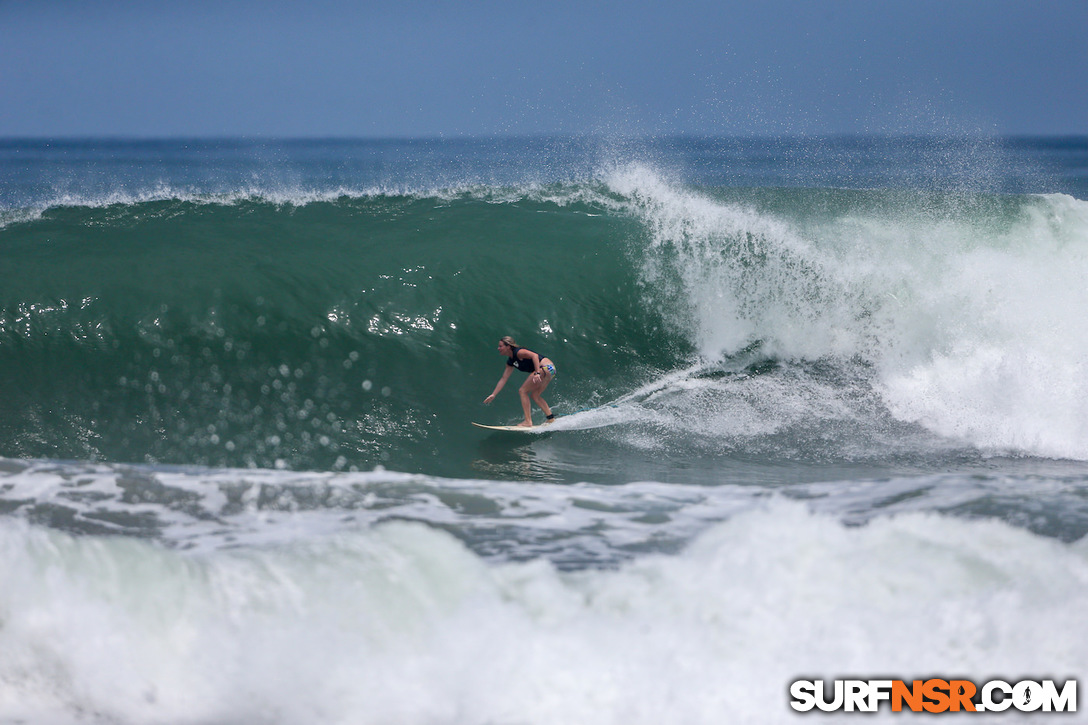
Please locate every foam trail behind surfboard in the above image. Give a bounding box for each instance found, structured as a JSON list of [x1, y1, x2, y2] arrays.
[[548, 360, 733, 431]]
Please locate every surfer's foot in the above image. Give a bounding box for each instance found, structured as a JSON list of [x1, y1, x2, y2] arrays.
[[517, 421, 533, 427], [545, 413, 555, 421]]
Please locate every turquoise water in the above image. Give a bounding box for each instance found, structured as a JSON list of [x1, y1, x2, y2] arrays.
[[1, 136, 1087, 722]]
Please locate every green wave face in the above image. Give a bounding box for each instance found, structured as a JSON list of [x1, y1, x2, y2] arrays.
[[4, 159, 1088, 478], [0, 192, 683, 473]]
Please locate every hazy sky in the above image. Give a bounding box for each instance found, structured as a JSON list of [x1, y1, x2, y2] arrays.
[[2, 0, 1085, 138]]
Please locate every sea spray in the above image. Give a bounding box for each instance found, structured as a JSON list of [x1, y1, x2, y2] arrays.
[[611, 164, 1088, 459]]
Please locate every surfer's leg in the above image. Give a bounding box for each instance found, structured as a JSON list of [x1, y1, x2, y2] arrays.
[[531, 390, 551, 416], [517, 382, 534, 426], [530, 367, 553, 420], [519, 360, 555, 426]]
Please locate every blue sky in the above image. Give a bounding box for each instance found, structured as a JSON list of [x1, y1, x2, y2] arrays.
[[2, 0, 1085, 138]]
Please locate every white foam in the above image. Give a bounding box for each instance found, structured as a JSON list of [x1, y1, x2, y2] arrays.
[[0, 459, 754, 562], [874, 195, 1088, 458], [1, 501, 1084, 724], [610, 163, 1088, 459], [608, 164, 866, 361]]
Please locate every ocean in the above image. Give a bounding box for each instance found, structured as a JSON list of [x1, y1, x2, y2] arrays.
[[1, 135, 1086, 722]]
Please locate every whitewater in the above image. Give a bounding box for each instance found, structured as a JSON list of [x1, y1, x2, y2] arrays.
[[1, 135, 1087, 723]]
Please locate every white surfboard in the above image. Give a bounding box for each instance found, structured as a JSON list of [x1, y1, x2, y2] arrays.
[[472, 421, 553, 432]]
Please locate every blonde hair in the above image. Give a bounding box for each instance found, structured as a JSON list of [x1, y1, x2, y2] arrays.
[[500, 336, 517, 348]]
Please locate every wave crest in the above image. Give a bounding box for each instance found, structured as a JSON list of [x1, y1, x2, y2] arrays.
[[610, 165, 1088, 458]]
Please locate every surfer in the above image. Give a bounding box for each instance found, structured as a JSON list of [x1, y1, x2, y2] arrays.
[[483, 336, 556, 427]]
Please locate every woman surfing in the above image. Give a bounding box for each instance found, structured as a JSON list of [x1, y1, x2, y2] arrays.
[[483, 336, 556, 427]]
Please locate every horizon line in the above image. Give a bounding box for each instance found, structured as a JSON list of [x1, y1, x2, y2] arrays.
[[2, 131, 1085, 144]]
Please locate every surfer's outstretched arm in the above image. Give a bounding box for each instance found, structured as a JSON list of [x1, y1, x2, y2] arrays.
[[484, 366, 514, 404]]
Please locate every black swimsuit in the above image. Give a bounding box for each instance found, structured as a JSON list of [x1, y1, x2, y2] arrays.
[[506, 346, 540, 373]]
